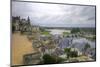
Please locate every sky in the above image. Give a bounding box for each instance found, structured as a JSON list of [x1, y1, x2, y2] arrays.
[[12, 1, 96, 27]]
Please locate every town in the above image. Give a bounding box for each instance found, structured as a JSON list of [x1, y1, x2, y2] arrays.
[[12, 16, 96, 66]]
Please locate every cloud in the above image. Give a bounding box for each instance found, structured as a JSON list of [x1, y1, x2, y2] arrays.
[[12, 1, 96, 27]]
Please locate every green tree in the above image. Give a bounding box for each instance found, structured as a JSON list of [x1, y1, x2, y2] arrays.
[[83, 43, 91, 55], [42, 54, 56, 64], [84, 43, 91, 51], [64, 48, 71, 58], [71, 28, 80, 33], [70, 51, 78, 57], [64, 48, 78, 58], [42, 54, 64, 64], [12, 25, 15, 33]]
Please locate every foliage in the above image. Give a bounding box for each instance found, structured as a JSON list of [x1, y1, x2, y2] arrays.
[[63, 32, 69, 35], [92, 35, 96, 41], [42, 54, 64, 64], [64, 48, 71, 58], [84, 43, 91, 51], [71, 28, 80, 33], [41, 31, 50, 35], [63, 32, 70, 37], [40, 27, 45, 32], [56, 56, 65, 63], [42, 54, 56, 64], [12, 25, 15, 33], [69, 51, 78, 57], [40, 27, 50, 35], [64, 48, 78, 58]]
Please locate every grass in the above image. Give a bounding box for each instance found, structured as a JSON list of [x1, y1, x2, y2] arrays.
[[63, 32, 70, 34], [63, 32, 70, 37], [41, 31, 50, 35]]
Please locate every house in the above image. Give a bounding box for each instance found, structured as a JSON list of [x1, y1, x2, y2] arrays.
[[58, 37, 73, 49], [52, 47, 64, 56]]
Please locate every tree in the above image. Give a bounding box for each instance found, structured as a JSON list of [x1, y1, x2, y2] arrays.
[[42, 54, 57, 64], [64, 48, 71, 58], [71, 28, 80, 33], [42, 54, 64, 64], [84, 43, 91, 51], [40, 27, 45, 32], [64, 48, 78, 58], [83, 43, 91, 55], [12, 25, 15, 33], [70, 51, 78, 57]]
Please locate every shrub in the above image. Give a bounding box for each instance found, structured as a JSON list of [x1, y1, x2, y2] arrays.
[[64, 48, 78, 58], [42, 54, 64, 64], [70, 51, 78, 57], [12, 25, 15, 33], [64, 48, 71, 58]]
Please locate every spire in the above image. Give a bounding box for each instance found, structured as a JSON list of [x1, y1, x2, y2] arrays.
[[27, 16, 30, 24]]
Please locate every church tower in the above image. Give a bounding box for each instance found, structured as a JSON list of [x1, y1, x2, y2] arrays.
[[27, 16, 30, 25]]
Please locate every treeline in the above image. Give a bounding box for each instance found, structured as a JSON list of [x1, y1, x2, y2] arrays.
[[71, 28, 96, 35]]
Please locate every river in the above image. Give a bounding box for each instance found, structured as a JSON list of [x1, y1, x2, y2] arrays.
[[46, 29, 71, 35]]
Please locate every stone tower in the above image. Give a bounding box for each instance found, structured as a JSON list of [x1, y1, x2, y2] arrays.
[[27, 16, 30, 25]]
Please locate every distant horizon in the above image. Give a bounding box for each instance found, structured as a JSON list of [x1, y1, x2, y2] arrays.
[[12, 15, 96, 28]]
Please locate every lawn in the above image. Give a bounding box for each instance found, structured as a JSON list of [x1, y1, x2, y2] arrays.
[[41, 31, 50, 35], [63, 32, 70, 36]]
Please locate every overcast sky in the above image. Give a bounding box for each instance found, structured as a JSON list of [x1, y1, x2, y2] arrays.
[[12, 1, 96, 27]]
